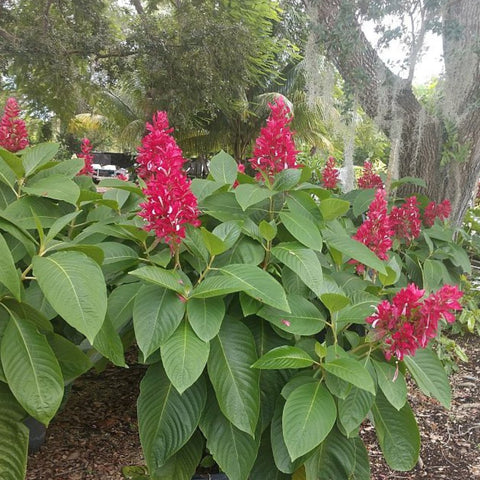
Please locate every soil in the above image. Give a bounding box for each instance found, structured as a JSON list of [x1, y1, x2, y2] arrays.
[[26, 335, 480, 480]]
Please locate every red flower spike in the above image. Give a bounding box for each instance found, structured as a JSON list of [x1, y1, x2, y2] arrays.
[[77, 138, 94, 176], [424, 199, 451, 227], [390, 196, 421, 244], [0, 97, 29, 152], [136, 112, 201, 250], [321, 156, 340, 190], [248, 97, 300, 182], [367, 283, 463, 360], [351, 188, 393, 273], [357, 161, 383, 189]]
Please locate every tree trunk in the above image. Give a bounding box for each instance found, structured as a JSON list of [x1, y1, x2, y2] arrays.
[[307, 0, 480, 225]]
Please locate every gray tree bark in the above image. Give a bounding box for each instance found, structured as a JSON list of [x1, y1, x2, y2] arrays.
[[308, 0, 480, 225]]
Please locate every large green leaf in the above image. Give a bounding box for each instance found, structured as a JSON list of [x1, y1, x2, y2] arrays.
[[250, 430, 290, 480], [272, 168, 302, 191], [272, 243, 324, 297], [322, 357, 375, 394], [252, 346, 314, 370], [323, 229, 387, 275], [107, 282, 142, 331], [190, 178, 224, 202], [98, 242, 139, 273], [208, 319, 260, 436], [48, 333, 92, 383], [22, 143, 60, 177], [235, 184, 273, 211], [372, 391, 420, 471], [318, 198, 350, 221], [337, 387, 374, 437], [161, 319, 210, 393], [403, 347, 451, 408], [279, 211, 323, 251], [352, 189, 376, 217], [133, 285, 185, 358], [304, 427, 370, 480], [33, 251, 107, 343], [218, 264, 290, 312], [150, 430, 204, 480], [0, 233, 21, 300], [0, 383, 28, 480], [138, 364, 206, 474], [373, 359, 407, 410], [22, 175, 80, 205], [0, 146, 24, 178], [271, 398, 309, 474], [129, 266, 187, 294], [44, 211, 81, 245], [200, 228, 227, 256], [92, 316, 126, 367], [258, 295, 326, 335], [209, 150, 238, 185], [0, 315, 63, 425], [31, 157, 84, 180], [200, 389, 260, 480], [213, 237, 265, 267], [283, 381, 336, 460], [187, 297, 225, 342]]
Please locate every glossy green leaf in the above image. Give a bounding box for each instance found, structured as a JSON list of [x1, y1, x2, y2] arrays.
[[217, 264, 290, 312], [283, 381, 336, 460], [214, 237, 265, 267], [259, 220, 277, 241], [22, 175, 80, 205], [279, 211, 323, 251], [319, 198, 350, 221], [272, 168, 302, 191], [272, 242, 324, 297], [208, 319, 260, 436], [22, 143, 60, 177], [48, 333, 92, 383], [0, 146, 24, 177], [372, 391, 420, 471], [33, 251, 107, 343], [0, 315, 63, 425], [0, 233, 21, 300], [129, 266, 187, 294], [323, 357, 375, 394], [258, 295, 326, 335], [200, 390, 259, 480], [200, 228, 227, 256], [403, 347, 451, 408], [320, 293, 350, 314], [187, 296, 225, 341], [304, 426, 370, 480], [92, 316, 126, 367], [235, 184, 273, 211], [107, 282, 141, 331], [352, 189, 376, 217], [337, 387, 374, 436], [209, 150, 238, 185], [212, 221, 242, 248], [323, 229, 387, 275], [133, 285, 185, 358], [373, 359, 407, 410], [252, 346, 314, 370], [98, 242, 138, 272], [45, 211, 81, 245], [138, 363, 206, 473], [161, 319, 210, 393], [190, 178, 224, 202], [151, 430, 204, 480], [31, 157, 84, 180], [250, 429, 290, 480], [0, 383, 28, 480]]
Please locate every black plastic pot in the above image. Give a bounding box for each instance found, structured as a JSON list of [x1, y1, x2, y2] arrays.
[[24, 416, 46, 453]]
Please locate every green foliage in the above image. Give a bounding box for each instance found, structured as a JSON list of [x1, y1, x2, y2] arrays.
[[0, 127, 469, 479]]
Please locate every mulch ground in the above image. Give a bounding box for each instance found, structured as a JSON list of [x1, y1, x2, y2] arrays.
[[26, 335, 480, 480]]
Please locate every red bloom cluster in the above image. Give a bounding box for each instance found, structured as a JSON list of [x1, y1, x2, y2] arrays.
[[0, 97, 29, 153], [352, 189, 393, 274], [77, 138, 94, 176], [137, 112, 200, 249], [248, 97, 299, 182], [357, 161, 383, 189], [321, 156, 340, 190], [390, 196, 421, 244], [366, 283, 463, 360], [424, 199, 451, 227]]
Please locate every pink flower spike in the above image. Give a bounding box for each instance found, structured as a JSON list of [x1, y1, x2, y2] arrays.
[[357, 161, 383, 189], [248, 97, 300, 183], [77, 138, 94, 176], [0, 97, 29, 152], [321, 156, 340, 190]]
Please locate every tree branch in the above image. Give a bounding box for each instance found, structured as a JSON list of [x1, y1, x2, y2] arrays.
[[130, 0, 144, 15]]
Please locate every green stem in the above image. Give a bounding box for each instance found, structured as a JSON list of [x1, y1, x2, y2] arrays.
[[196, 255, 216, 286]]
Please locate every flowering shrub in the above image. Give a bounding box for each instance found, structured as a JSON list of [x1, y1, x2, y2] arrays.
[[0, 98, 470, 480]]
